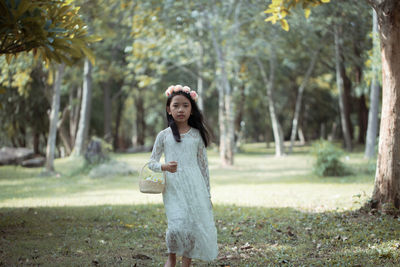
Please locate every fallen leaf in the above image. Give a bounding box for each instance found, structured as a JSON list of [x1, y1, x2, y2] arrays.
[[132, 254, 151, 260], [288, 230, 295, 237], [240, 242, 253, 250]]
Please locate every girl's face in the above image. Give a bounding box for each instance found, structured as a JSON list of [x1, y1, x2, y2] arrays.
[[167, 94, 192, 123]]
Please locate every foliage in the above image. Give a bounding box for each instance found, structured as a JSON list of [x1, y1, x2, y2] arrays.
[[0, 56, 50, 147], [0, 0, 99, 65], [311, 140, 349, 177], [264, 0, 331, 31], [0, 0, 375, 161]]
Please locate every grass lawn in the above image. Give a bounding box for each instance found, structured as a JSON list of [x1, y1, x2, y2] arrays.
[[1, 142, 399, 266]]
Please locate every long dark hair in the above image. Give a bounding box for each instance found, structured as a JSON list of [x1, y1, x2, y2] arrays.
[[166, 91, 211, 147]]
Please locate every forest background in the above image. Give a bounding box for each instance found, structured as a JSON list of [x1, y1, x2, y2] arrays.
[[3, 0, 400, 265], [0, 0, 379, 163]]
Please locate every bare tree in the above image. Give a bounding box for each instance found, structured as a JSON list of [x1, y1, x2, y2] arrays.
[[72, 58, 92, 156], [289, 48, 320, 153], [256, 50, 285, 157], [45, 64, 65, 172], [334, 24, 352, 151]]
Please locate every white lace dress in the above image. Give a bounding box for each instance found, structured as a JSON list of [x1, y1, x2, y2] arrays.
[[148, 127, 218, 261]]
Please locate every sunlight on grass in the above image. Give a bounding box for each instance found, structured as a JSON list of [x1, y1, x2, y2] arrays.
[[0, 143, 375, 212]]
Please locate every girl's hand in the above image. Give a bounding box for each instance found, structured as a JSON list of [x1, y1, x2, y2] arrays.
[[162, 161, 178, 173]]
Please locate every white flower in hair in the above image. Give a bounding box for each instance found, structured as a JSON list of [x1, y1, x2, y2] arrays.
[[174, 84, 183, 92]]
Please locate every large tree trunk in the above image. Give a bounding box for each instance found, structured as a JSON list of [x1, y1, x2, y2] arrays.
[[256, 51, 285, 156], [45, 64, 64, 172], [334, 25, 352, 151], [72, 59, 92, 156], [289, 48, 319, 153], [365, 9, 381, 159], [368, 0, 400, 210]]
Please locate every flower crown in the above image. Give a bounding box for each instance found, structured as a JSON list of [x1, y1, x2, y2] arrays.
[[165, 85, 198, 102]]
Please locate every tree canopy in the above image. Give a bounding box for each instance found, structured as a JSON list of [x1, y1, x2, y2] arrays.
[[0, 0, 98, 65]]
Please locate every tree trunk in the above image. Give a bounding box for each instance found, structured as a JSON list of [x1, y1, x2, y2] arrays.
[[72, 58, 92, 156], [134, 93, 145, 146], [33, 131, 40, 155], [209, 20, 234, 166], [234, 84, 246, 150], [103, 80, 112, 142], [353, 37, 368, 144], [334, 25, 352, 151], [45, 64, 64, 172], [256, 52, 285, 156], [57, 106, 72, 155], [340, 60, 354, 140], [365, 9, 381, 159], [369, 0, 400, 210], [197, 41, 204, 111], [113, 94, 125, 151], [320, 123, 326, 139], [357, 94, 368, 144], [69, 86, 81, 148], [298, 126, 306, 145], [289, 48, 319, 153]]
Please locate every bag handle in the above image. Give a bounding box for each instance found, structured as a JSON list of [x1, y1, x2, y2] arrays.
[[140, 162, 166, 182], [139, 162, 149, 180]]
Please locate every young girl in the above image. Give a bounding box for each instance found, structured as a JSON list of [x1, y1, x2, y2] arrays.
[[148, 85, 218, 267]]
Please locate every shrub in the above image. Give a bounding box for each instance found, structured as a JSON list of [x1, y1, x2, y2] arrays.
[[88, 160, 138, 178], [84, 136, 112, 165], [311, 140, 349, 177]]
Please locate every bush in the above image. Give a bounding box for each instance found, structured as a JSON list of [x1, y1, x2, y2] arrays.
[[84, 136, 112, 165], [311, 140, 349, 177], [88, 160, 138, 178]]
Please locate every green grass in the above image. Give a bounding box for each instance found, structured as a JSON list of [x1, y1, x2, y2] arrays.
[[1, 142, 399, 266]]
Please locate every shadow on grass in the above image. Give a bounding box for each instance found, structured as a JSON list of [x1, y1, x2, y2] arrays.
[[1, 204, 399, 266]]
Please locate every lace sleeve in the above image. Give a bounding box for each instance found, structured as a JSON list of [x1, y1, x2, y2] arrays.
[[148, 130, 164, 172], [197, 137, 211, 199]]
